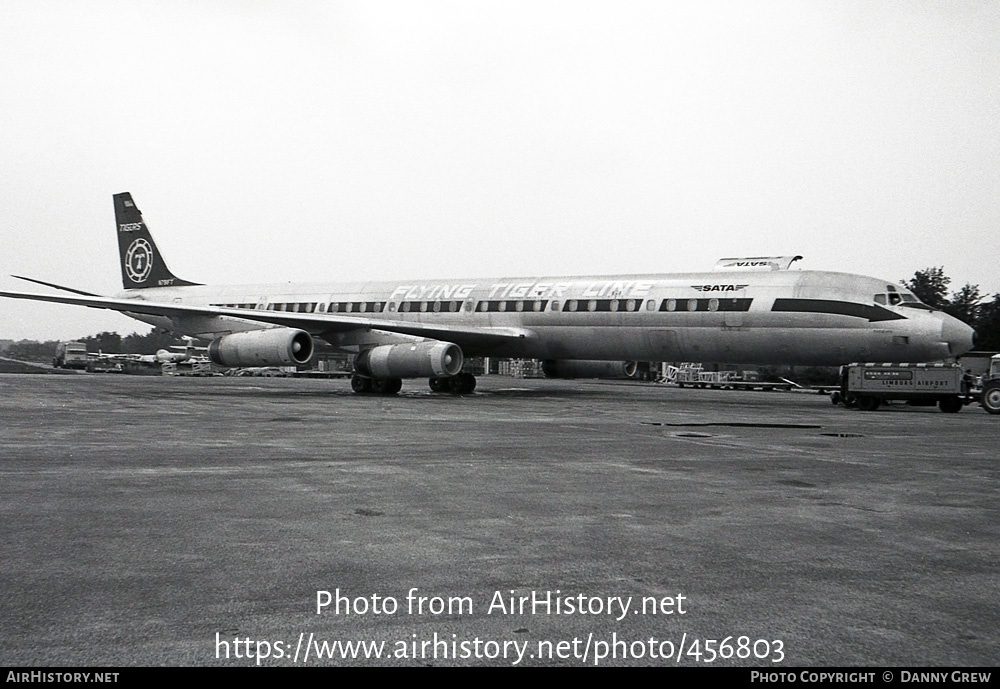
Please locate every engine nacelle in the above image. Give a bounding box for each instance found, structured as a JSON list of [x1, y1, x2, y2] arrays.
[[354, 341, 463, 379], [542, 360, 638, 380], [208, 328, 314, 367]]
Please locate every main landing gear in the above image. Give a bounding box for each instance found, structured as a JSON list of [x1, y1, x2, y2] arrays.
[[351, 374, 402, 395], [429, 373, 477, 394], [350, 373, 477, 395]]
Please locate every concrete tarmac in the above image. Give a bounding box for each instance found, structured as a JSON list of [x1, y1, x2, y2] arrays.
[[0, 373, 996, 666]]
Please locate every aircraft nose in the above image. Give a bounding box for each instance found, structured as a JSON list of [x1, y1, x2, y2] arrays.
[[941, 315, 976, 357]]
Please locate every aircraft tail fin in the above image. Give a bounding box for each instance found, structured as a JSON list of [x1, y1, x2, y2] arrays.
[[114, 192, 200, 289]]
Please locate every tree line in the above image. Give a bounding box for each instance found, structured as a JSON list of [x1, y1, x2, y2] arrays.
[[3, 330, 189, 362], [903, 267, 1000, 350]]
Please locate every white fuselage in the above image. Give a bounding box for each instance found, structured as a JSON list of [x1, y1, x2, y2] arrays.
[[116, 268, 973, 366]]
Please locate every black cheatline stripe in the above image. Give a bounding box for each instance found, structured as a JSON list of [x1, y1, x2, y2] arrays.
[[772, 298, 906, 322]]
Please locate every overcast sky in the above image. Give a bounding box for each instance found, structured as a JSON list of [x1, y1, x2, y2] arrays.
[[1, 0, 998, 341]]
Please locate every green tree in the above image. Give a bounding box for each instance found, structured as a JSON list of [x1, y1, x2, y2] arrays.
[[78, 331, 122, 354], [121, 329, 191, 354], [904, 267, 950, 309], [975, 294, 1000, 350], [901, 268, 1000, 352], [946, 283, 982, 326], [6, 340, 58, 362]]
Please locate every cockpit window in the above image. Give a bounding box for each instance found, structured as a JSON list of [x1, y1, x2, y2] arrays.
[[877, 291, 931, 308], [897, 294, 935, 310]]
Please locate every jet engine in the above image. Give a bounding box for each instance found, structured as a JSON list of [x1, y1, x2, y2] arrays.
[[208, 328, 314, 367], [354, 341, 463, 379], [542, 360, 638, 379]]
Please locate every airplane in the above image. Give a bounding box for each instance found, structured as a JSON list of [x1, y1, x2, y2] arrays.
[[143, 339, 208, 364], [0, 192, 977, 395], [83, 338, 206, 365], [136, 347, 200, 365]]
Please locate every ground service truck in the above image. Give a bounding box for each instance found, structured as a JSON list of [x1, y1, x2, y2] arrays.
[[980, 354, 1000, 415], [52, 341, 88, 370], [834, 359, 999, 414]]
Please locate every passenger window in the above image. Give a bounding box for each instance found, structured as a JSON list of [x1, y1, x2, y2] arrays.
[[587, 300, 597, 312], [664, 299, 676, 312], [708, 298, 719, 312], [687, 299, 698, 311]]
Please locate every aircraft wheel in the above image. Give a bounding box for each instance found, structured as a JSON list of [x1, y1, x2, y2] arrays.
[[856, 396, 880, 412], [370, 377, 401, 395], [428, 377, 448, 393], [981, 381, 1000, 415], [351, 375, 372, 394], [830, 391, 841, 405], [447, 373, 477, 394], [938, 397, 962, 413], [460, 372, 477, 393]]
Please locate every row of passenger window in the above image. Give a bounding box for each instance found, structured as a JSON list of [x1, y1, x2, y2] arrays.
[[213, 302, 387, 313], [660, 298, 753, 313], [215, 298, 754, 315]]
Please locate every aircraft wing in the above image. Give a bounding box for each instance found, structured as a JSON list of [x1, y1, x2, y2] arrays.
[[11, 275, 103, 296], [0, 289, 533, 350]]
